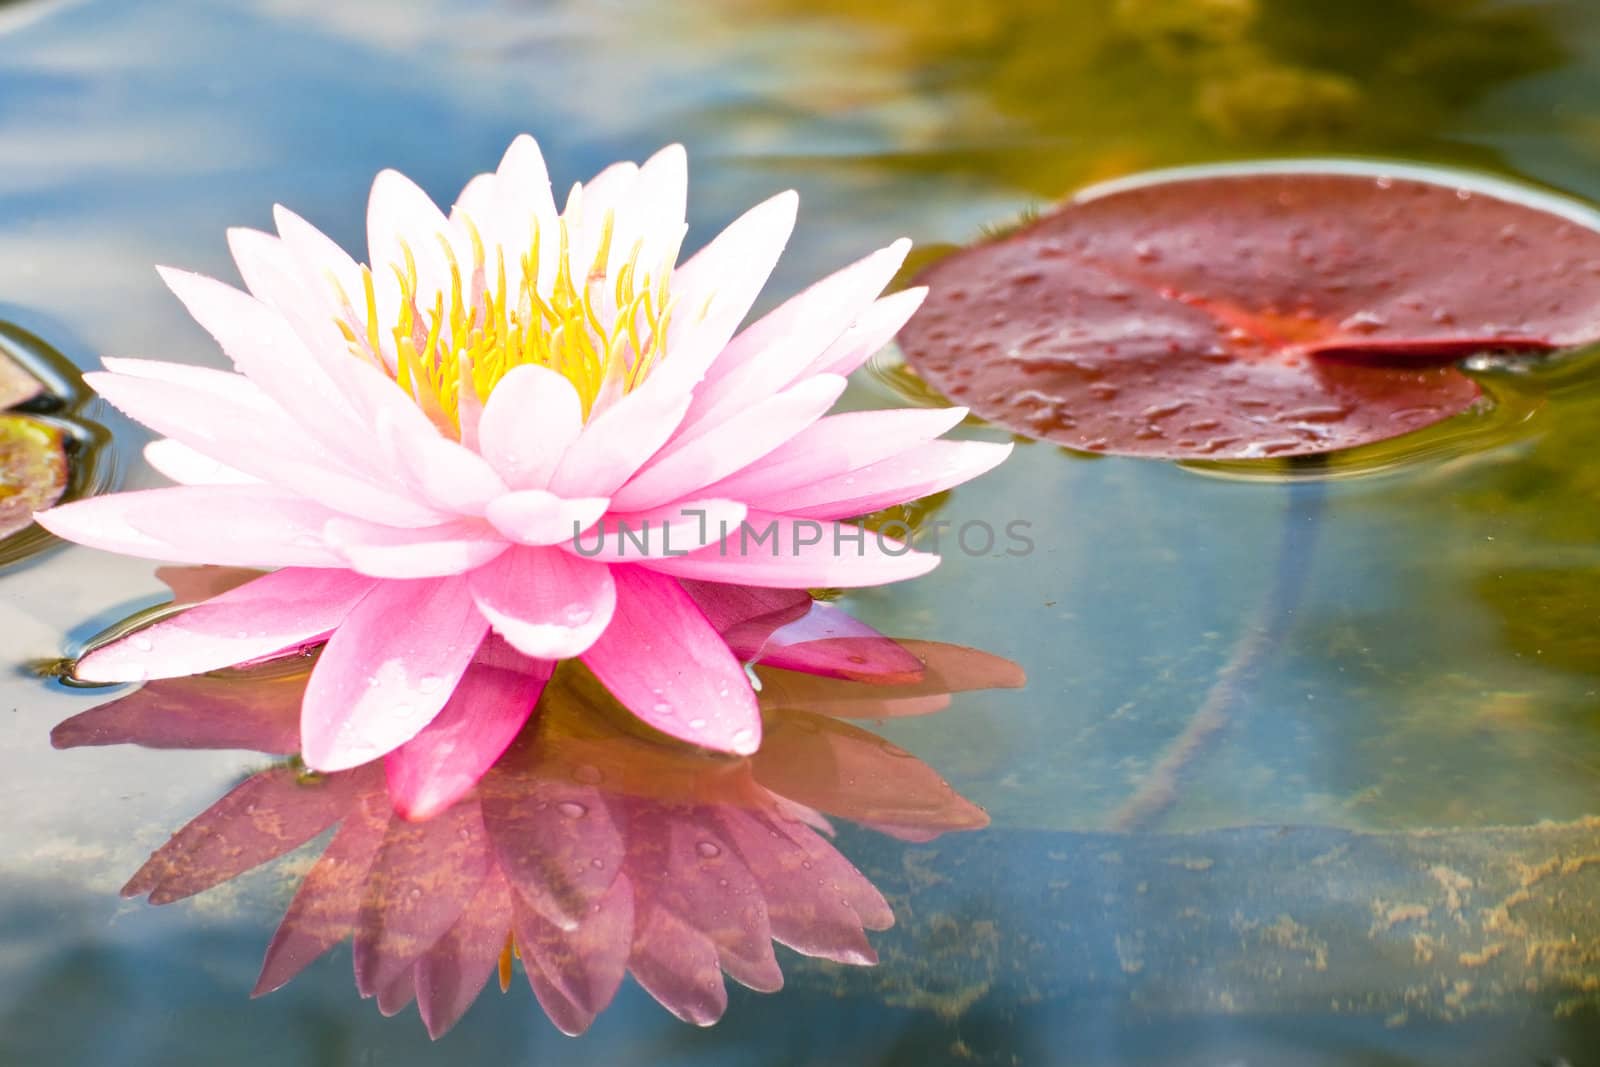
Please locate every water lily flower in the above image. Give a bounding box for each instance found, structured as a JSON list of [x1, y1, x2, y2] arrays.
[[54, 632, 1019, 1037], [36, 135, 1012, 803]]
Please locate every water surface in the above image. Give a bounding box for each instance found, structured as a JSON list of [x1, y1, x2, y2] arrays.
[[7, 0, 1600, 1062]]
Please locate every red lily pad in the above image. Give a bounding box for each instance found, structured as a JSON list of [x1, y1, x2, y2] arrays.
[[0, 348, 42, 410], [899, 165, 1600, 459], [0, 414, 67, 539]]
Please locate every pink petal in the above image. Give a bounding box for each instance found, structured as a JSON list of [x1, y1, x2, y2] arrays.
[[255, 786, 391, 996], [122, 765, 371, 905], [415, 867, 516, 1038], [450, 172, 498, 232], [546, 379, 693, 499], [480, 746, 626, 931], [322, 516, 508, 579], [809, 286, 928, 378], [578, 567, 761, 754], [51, 670, 303, 754], [678, 581, 812, 660], [640, 514, 938, 588], [301, 576, 489, 771], [627, 900, 728, 1026], [87, 368, 441, 527], [653, 191, 798, 395], [780, 816, 894, 931], [622, 802, 781, 993], [143, 438, 257, 485], [717, 807, 879, 965], [272, 204, 368, 332], [376, 407, 507, 516], [754, 640, 1024, 718], [466, 547, 616, 660], [35, 486, 347, 568], [98, 355, 276, 407], [384, 641, 552, 821], [682, 239, 910, 431], [698, 405, 967, 502], [754, 713, 990, 836], [753, 440, 1015, 520], [376, 968, 418, 1017], [227, 226, 350, 358], [756, 601, 925, 682], [366, 169, 453, 355], [74, 567, 377, 683], [566, 161, 640, 277], [485, 134, 561, 294], [512, 874, 634, 1036], [563, 500, 747, 562], [607, 144, 688, 286], [484, 490, 609, 546], [477, 364, 585, 491], [353, 800, 492, 997], [609, 375, 847, 512], [155, 268, 411, 487]]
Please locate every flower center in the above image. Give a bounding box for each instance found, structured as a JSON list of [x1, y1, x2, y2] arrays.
[[341, 210, 675, 435]]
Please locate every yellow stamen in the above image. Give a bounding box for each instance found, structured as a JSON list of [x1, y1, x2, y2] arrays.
[[340, 208, 674, 436]]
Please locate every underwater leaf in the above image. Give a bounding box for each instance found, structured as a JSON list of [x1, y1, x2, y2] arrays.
[[0, 414, 67, 538], [901, 167, 1600, 458]]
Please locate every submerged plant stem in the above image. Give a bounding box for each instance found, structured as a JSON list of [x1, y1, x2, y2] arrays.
[[1111, 468, 1326, 832]]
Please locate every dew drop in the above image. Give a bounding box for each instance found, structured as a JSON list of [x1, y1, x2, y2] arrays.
[[696, 841, 723, 858], [556, 801, 587, 818], [688, 717, 708, 730], [1338, 310, 1388, 334]]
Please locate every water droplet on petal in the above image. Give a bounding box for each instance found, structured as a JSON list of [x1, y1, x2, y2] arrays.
[[696, 841, 722, 858], [556, 801, 587, 818]]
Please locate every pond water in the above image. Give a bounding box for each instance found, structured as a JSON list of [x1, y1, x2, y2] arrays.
[[6, 0, 1600, 1063]]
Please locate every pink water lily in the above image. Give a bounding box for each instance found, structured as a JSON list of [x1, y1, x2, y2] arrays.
[[37, 135, 1010, 810]]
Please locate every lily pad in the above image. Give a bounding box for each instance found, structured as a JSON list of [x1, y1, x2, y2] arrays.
[[0, 321, 114, 566], [899, 165, 1600, 458], [0, 414, 67, 540], [0, 348, 42, 409]]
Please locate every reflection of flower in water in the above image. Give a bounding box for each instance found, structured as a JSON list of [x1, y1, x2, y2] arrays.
[[53, 608, 1021, 1037]]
